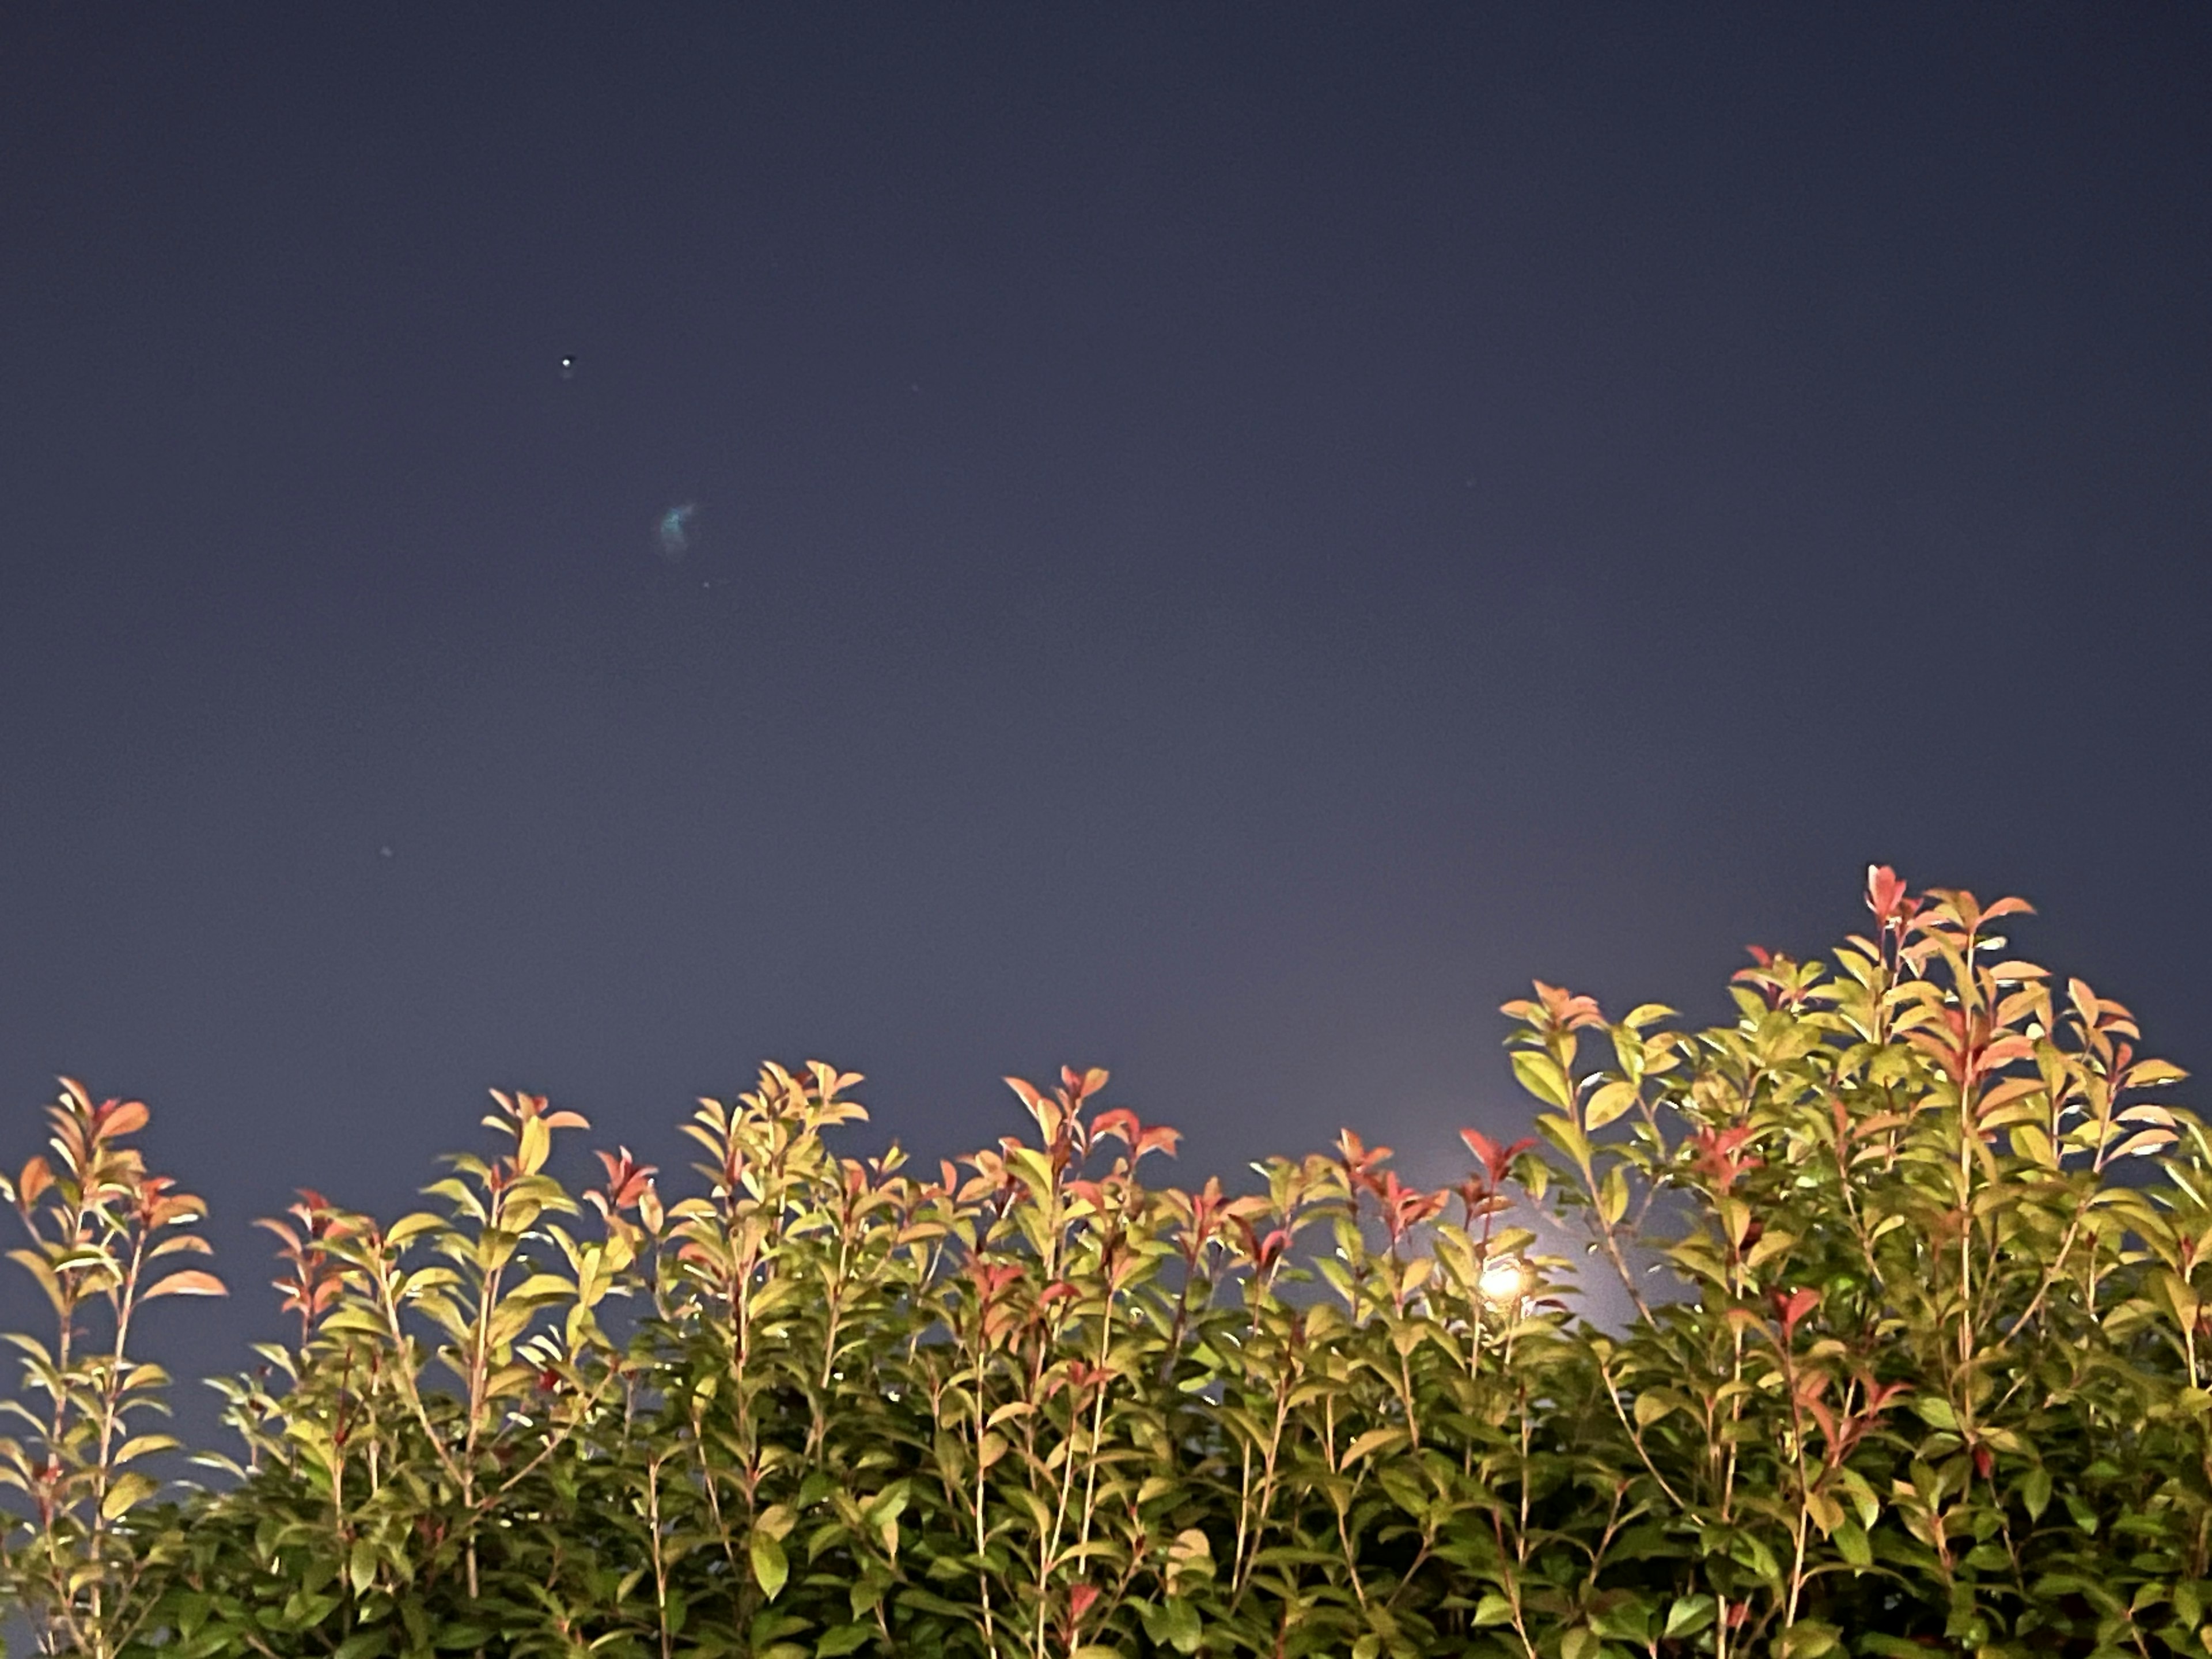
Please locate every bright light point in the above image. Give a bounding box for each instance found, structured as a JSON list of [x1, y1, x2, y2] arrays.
[[1477, 1256, 1531, 1308]]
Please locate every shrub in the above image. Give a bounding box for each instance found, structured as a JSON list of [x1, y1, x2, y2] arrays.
[[2, 867, 2207, 1657]]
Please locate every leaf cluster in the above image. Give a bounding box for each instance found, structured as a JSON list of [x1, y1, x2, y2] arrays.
[[5, 869, 2211, 1658]]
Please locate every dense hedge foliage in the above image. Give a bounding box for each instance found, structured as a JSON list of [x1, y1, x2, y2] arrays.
[[5, 869, 2211, 1657]]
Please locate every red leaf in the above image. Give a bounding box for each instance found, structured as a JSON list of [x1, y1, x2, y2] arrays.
[[1089, 1109, 1139, 1147], [1775, 1287, 1820, 1340], [1865, 863, 1912, 925]]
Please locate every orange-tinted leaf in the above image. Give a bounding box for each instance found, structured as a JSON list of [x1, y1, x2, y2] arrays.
[[142, 1270, 227, 1300], [2113, 1129, 2178, 1160], [1975, 1078, 2043, 1118], [17, 1156, 53, 1206]]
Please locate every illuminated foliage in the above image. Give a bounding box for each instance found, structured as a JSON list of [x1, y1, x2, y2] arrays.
[[4, 868, 2210, 1656]]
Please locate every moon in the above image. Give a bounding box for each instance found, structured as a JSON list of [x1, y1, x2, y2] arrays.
[[657, 502, 696, 562]]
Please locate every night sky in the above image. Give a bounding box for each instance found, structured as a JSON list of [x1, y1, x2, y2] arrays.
[[4, 7, 2210, 1388]]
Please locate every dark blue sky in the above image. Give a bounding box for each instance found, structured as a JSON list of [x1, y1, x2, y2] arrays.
[[3, 6, 2209, 1380]]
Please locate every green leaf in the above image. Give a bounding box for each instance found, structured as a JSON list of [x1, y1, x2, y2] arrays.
[[113, 1431, 180, 1465], [1342, 1426, 1408, 1465], [1597, 1162, 1630, 1224], [349, 1536, 377, 1596], [1663, 1596, 1716, 1639], [1744, 1229, 1798, 1271], [385, 1210, 445, 1245], [507, 1271, 578, 1304], [1511, 1051, 1574, 1112], [1586, 1080, 1640, 1131], [758, 1500, 800, 1540], [1910, 1395, 1960, 1432], [895, 1589, 975, 1620], [1590, 1598, 1655, 1643], [752, 1530, 790, 1601], [1138, 1597, 1205, 1655], [815, 1625, 874, 1657], [1634, 1388, 1685, 1429], [1834, 1518, 1872, 1569], [2175, 1580, 2203, 1627], [1535, 1111, 1593, 1168], [1778, 1622, 1840, 1659], [1472, 1593, 1514, 1627], [101, 1470, 158, 1519]]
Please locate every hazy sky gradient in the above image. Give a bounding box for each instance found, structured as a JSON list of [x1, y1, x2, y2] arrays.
[[3, 5, 2209, 1388]]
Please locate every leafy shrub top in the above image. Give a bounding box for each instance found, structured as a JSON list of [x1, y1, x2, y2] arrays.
[[3, 868, 2207, 1658]]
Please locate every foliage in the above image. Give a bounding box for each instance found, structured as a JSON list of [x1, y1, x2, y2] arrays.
[[3, 868, 2211, 1657]]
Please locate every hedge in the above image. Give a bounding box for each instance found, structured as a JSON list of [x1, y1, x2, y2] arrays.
[[3, 867, 2207, 1657]]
